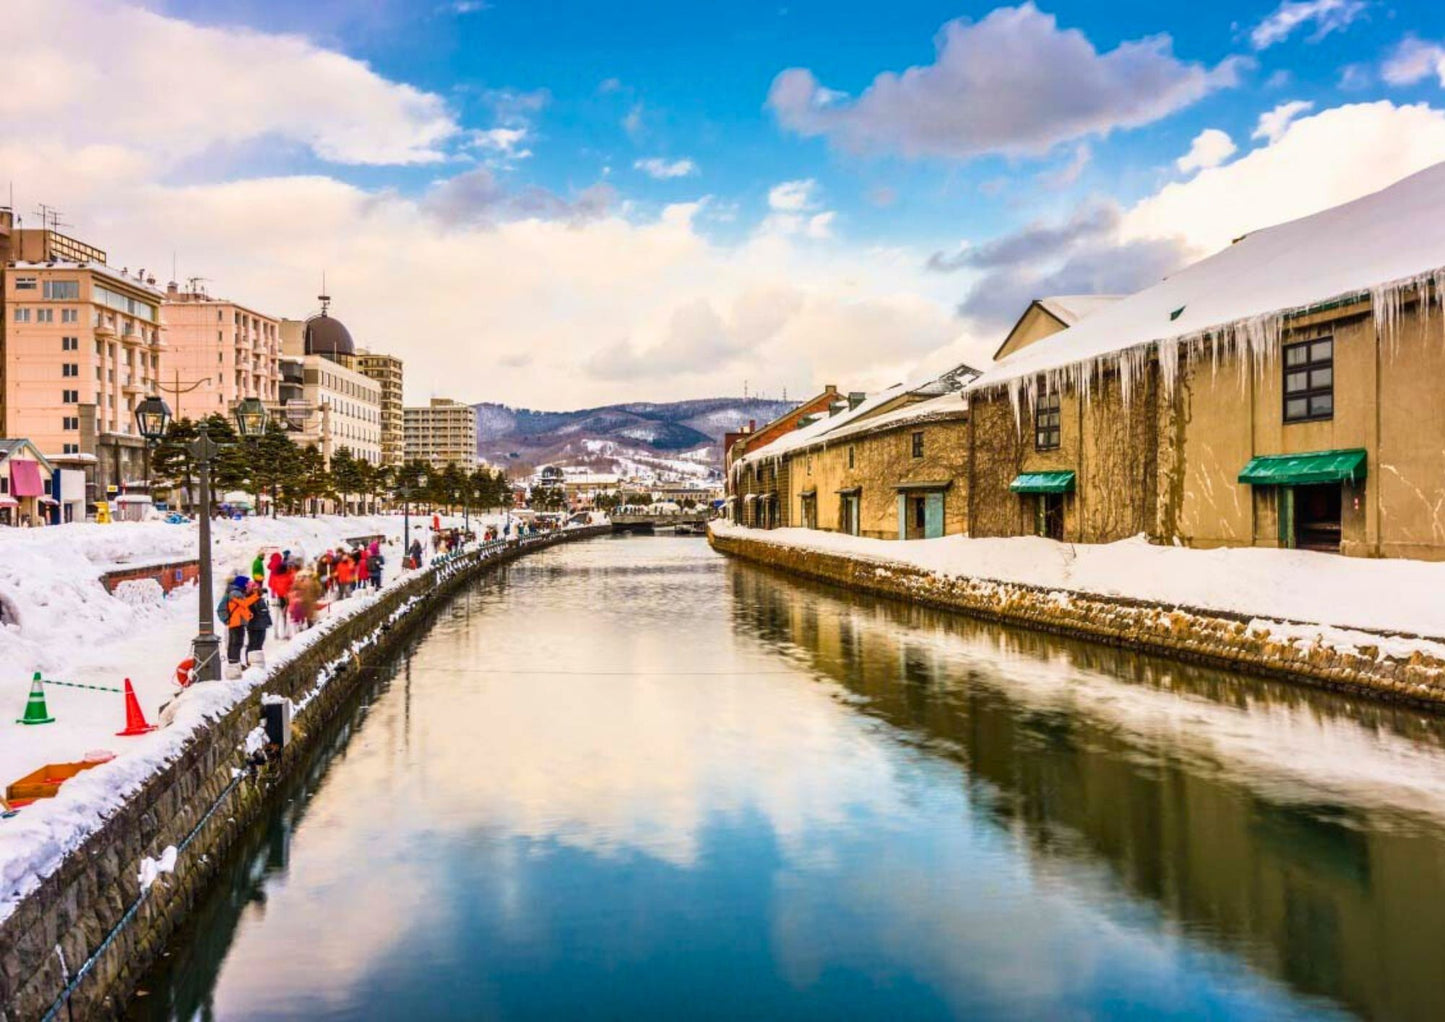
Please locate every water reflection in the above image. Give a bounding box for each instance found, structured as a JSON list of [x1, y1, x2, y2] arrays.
[[132, 537, 1445, 1021], [729, 566, 1445, 1022]]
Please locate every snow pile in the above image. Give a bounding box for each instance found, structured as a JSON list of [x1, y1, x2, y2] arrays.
[[970, 161, 1445, 422], [711, 522, 1445, 641], [0, 511, 499, 920], [137, 845, 177, 891]]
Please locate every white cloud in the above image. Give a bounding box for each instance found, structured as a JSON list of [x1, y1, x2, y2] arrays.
[[1125, 101, 1445, 255], [805, 211, 837, 240], [0, 2, 958, 408], [0, 0, 459, 167], [768, 4, 1240, 160], [1175, 129, 1236, 174], [1251, 99, 1315, 143], [768, 179, 819, 211], [634, 157, 699, 180], [1382, 36, 1445, 88], [469, 127, 532, 163], [1249, 0, 1367, 50]]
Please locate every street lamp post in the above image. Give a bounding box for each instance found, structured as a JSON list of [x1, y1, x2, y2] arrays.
[[400, 471, 428, 569], [137, 395, 266, 683]]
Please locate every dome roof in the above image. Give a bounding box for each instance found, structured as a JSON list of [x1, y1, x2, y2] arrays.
[[303, 313, 354, 358]]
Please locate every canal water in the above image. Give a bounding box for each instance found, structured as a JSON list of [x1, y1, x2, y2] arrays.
[[131, 536, 1445, 1021]]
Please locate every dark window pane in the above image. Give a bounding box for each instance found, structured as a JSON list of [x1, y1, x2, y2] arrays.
[[1286, 346, 1307, 366], [1311, 339, 1333, 361], [1310, 367, 1332, 389], [1285, 371, 1307, 393], [1286, 398, 1308, 419], [1310, 394, 1333, 416]]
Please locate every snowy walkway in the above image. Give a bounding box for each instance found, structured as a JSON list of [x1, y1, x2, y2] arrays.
[[0, 512, 498, 917]]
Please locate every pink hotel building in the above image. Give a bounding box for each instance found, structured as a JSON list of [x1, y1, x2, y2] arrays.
[[0, 211, 282, 499]]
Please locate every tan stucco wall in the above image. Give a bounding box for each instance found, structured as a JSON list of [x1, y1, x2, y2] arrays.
[[993, 303, 1069, 362], [789, 418, 970, 539], [1161, 300, 1445, 559], [971, 371, 1154, 544]]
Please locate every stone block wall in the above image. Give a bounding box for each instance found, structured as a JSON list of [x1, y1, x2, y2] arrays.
[[711, 530, 1445, 709]]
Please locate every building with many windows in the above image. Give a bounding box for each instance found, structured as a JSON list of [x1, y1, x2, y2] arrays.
[[403, 398, 477, 469], [160, 282, 282, 420], [279, 306, 382, 466], [1, 213, 167, 498], [354, 349, 404, 467]]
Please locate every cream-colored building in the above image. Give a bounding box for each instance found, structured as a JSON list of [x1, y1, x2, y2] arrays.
[[404, 398, 477, 469], [355, 349, 404, 467], [1, 217, 167, 496], [159, 283, 281, 419], [278, 310, 382, 466]]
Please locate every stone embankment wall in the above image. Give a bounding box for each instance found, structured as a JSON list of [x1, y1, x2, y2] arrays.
[[0, 528, 606, 1022], [710, 530, 1445, 708]]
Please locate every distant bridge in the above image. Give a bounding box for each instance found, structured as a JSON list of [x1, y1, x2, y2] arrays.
[[610, 511, 712, 534]]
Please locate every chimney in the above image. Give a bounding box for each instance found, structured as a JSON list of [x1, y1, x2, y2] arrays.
[[848, 391, 866, 410], [167, 281, 179, 296], [748, 419, 756, 432]]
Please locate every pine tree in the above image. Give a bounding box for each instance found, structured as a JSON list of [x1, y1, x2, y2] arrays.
[[151, 418, 199, 508], [252, 421, 298, 517], [330, 446, 365, 516]]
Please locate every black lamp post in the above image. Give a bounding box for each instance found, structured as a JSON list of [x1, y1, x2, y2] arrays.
[[400, 471, 428, 569], [233, 397, 268, 516], [138, 396, 230, 681], [135, 394, 171, 501]]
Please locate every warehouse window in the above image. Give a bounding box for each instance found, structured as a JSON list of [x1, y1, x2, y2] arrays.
[[1035, 392, 1061, 451], [1283, 337, 1333, 422], [911, 431, 924, 458]]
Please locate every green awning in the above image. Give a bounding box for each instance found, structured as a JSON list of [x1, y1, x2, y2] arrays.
[[1010, 471, 1075, 494], [1238, 449, 1367, 486]]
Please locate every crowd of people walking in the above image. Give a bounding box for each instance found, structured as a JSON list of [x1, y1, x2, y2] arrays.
[[218, 529, 435, 670]]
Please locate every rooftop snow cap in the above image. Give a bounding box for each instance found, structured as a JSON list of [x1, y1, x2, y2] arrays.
[[303, 313, 354, 358]]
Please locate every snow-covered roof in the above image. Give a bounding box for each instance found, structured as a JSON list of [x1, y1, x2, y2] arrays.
[[734, 384, 906, 471], [972, 162, 1445, 397], [1036, 294, 1125, 326]]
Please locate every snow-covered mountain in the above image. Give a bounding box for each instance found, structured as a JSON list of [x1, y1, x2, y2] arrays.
[[475, 397, 796, 479]]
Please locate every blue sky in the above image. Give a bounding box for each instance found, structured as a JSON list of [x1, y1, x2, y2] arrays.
[[151, 0, 1435, 247], [8, 0, 1445, 405]]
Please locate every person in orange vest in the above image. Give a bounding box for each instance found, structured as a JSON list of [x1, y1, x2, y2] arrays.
[[334, 553, 355, 598], [217, 575, 261, 665]]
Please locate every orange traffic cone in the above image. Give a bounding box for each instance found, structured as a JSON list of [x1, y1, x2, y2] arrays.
[[116, 679, 157, 736]]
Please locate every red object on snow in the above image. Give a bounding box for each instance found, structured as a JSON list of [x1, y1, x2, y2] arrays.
[[117, 679, 157, 736]]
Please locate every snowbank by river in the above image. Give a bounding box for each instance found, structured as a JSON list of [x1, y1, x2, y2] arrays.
[[709, 522, 1445, 641]]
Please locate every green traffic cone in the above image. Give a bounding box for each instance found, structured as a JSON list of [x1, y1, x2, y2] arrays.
[[17, 672, 55, 725]]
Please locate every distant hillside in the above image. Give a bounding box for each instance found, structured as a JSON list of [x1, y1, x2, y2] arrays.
[[475, 397, 796, 479]]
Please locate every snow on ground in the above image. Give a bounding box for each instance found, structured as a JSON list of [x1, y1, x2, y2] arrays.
[[711, 522, 1445, 643], [0, 511, 500, 919]]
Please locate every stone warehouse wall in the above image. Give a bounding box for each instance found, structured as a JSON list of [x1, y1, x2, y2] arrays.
[[710, 530, 1445, 709], [0, 527, 607, 1022]]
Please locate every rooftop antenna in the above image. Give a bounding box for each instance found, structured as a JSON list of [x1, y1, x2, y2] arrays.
[[319, 270, 331, 316], [33, 203, 69, 233], [743, 379, 748, 400]]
